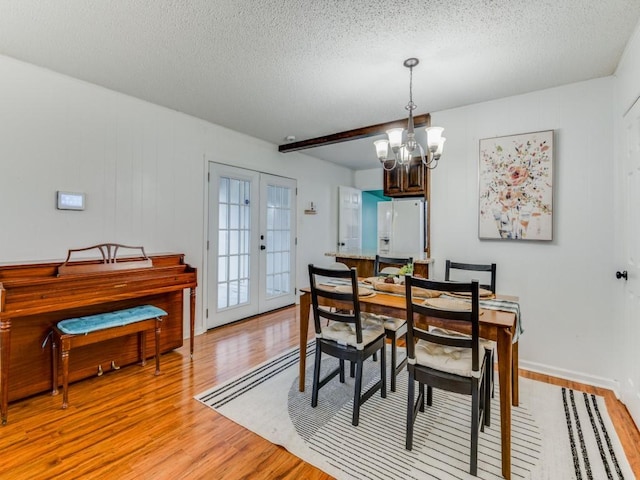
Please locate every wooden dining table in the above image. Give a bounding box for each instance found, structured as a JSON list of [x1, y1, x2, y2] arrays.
[[298, 286, 520, 480]]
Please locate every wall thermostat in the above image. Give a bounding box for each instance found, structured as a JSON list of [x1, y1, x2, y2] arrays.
[[57, 191, 85, 210]]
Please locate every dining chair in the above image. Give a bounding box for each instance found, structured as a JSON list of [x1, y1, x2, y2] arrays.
[[445, 260, 497, 294], [308, 264, 387, 426], [404, 277, 492, 476], [373, 255, 413, 392], [374, 255, 413, 277], [445, 259, 497, 398]]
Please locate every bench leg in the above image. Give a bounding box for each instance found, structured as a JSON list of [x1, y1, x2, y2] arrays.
[[139, 331, 147, 367], [61, 347, 70, 409], [51, 337, 58, 396], [154, 320, 161, 376]]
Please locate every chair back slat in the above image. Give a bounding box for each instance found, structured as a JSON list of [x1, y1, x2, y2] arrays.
[[445, 260, 496, 293]]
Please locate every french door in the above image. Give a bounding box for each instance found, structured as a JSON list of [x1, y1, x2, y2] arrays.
[[207, 163, 296, 328]]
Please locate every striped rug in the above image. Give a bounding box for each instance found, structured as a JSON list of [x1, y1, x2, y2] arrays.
[[195, 342, 632, 479]]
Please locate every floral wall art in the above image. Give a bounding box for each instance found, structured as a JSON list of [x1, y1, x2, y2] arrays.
[[478, 130, 553, 240]]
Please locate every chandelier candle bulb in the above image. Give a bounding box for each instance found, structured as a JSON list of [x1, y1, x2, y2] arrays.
[[373, 58, 445, 171]]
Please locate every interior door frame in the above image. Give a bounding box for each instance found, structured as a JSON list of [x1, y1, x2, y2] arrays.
[[616, 96, 640, 428]]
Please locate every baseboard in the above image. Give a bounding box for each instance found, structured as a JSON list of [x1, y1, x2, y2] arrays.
[[519, 360, 621, 396]]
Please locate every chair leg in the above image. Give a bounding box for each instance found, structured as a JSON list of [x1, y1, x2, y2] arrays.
[[380, 341, 387, 398], [390, 332, 397, 392], [352, 358, 364, 426], [350, 361, 355, 378], [424, 384, 431, 409], [311, 345, 322, 408], [470, 385, 479, 476], [484, 351, 492, 427], [491, 350, 495, 398], [406, 368, 415, 450]]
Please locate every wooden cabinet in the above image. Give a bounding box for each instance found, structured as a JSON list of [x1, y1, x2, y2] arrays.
[[383, 156, 427, 197]]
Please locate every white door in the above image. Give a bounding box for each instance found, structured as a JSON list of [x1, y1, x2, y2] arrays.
[[338, 186, 362, 252], [258, 174, 297, 313], [618, 97, 640, 428], [207, 163, 297, 328]]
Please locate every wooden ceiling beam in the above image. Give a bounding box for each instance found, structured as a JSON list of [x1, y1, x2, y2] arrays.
[[278, 113, 431, 153]]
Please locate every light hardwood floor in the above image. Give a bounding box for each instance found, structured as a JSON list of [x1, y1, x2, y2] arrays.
[[1, 305, 638, 479]]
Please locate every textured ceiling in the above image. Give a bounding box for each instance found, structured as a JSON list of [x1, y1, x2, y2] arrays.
[[0, 0, 639, 170]]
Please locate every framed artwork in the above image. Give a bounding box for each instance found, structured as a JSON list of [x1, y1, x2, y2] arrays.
[[478, 130, 553, 240]]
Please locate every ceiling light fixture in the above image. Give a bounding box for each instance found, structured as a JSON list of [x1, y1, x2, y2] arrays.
[[374, 58, 445, 172]]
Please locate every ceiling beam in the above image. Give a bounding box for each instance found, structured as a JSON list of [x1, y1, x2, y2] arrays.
[[278, 113, 431, 153]]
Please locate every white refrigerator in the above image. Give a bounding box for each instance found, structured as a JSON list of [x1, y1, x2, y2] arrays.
[[377, 199, 426, 255]]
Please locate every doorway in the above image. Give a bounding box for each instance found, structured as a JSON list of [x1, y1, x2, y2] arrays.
[[207, 163, 297, 328]]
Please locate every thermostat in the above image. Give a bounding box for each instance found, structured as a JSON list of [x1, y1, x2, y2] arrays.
[[57, 191, 85, 210]]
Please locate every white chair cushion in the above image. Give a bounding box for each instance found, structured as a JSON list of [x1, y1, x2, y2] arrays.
[[319, 314, 385, 350], [413, 339, 483, 378]]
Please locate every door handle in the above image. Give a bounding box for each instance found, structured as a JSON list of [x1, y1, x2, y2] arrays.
[[260, 245, 266, 250], [616, 270, 628, 280]]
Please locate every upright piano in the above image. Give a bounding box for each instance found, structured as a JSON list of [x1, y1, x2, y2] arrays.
[[0, 244, 197, 424]]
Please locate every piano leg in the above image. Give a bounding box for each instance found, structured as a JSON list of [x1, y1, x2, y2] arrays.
[[154, 319, 161, 376], [190, 288, 196, 359]]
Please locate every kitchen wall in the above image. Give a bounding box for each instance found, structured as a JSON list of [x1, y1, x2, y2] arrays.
[[356, 77, 617, 388], [0, 54, 352, 336]]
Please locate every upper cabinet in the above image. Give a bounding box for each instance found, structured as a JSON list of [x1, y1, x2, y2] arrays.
[[383, 156, 428, 197]]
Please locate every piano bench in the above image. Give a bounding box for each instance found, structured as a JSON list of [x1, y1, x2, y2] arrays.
[[51, 305, 167, 409]]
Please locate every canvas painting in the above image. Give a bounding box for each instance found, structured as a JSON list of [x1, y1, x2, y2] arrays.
[[478, 130, 553, 240]]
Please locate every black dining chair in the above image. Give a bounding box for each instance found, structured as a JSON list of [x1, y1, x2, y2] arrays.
[[445, 260, 497, 294], [373, 255, 413, 392], [445, 259, 497, 397], [404, 277, 492, 476], [308, 264, 387, 426]]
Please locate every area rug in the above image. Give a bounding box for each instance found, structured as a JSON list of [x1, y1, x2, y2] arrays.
[[195, 342, 633, 479]]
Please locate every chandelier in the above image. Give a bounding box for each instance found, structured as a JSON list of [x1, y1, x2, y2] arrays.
[[374, 58, 445, 172]]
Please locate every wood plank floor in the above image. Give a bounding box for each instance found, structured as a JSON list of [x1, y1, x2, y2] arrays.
[[1, 305, 638, 479]]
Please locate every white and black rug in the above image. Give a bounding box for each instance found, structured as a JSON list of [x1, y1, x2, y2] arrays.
[[195, 342, 633, 479]]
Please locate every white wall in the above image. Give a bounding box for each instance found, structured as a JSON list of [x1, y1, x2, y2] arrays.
[[0, 55, 352, 336], [433, 79, 616, 387], [357, 78, 617, 388]]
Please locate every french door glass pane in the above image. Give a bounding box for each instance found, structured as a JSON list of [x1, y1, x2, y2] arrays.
[[218, 176, 251, 310], [265, 185, 292, 297]]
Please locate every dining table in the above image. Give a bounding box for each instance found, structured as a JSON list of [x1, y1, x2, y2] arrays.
[[298, 284, 520, 480]]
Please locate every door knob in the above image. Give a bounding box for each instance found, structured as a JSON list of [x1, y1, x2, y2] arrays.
[[616, 270, 628, 280]]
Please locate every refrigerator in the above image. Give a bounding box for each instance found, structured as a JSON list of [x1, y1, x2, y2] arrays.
[[377, 199, 426, 255]]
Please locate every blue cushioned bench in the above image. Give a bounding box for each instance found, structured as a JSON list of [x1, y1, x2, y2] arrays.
[[51, 305, 167, 409]]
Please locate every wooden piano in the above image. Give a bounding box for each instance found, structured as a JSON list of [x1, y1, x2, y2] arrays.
[[0, 244, 197, 424]]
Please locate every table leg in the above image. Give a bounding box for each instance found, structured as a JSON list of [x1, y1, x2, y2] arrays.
[[497, 326, 513, 480], [512, 340, 519, 406], [299, 292, 311, 392]]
